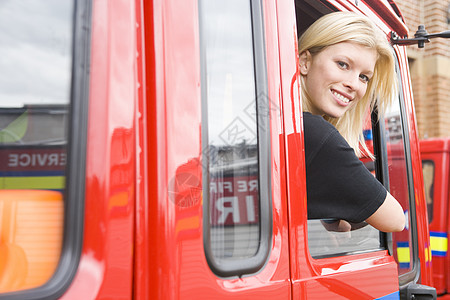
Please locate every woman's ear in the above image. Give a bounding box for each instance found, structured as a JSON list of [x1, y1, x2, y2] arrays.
[[299, 50, 311, 75]]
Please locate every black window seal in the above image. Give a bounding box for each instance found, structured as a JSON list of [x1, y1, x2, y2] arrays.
[[371, 108, 393, 254], [0, 0, 91, 299], [200, 0, 272, 278]]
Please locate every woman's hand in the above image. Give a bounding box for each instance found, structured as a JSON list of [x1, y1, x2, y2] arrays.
[[321, 219, 370, 232], [321, 219, 352, 232]]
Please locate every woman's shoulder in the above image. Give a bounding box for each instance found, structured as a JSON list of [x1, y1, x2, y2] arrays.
[[302, 112, 348, 161], [302, 112, 338, 135]]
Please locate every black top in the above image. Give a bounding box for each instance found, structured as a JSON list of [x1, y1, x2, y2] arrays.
[[303, 112, 387, 223]]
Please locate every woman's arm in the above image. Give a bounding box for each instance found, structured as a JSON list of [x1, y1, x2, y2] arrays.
[[365, 192, 405, 232]]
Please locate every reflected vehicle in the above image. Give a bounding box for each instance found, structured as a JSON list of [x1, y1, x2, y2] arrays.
[[208, 143, 260, 261], [420, 138, 450, 299], [0, 106, 68, 192]]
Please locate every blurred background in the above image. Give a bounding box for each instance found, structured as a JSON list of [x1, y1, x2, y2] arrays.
[[396, 0, 450, 139]]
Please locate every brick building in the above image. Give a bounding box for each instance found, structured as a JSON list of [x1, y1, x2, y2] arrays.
[[395, 0, 450, 138]]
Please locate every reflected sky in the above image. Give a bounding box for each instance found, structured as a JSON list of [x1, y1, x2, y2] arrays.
[[200, 0, 257, 146], [0, 0, 72, 107]]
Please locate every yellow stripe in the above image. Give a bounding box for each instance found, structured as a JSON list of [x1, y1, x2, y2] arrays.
[[430, 236, 448, 252], [0, 177, 65, 190], [397, 247, 411, 263]]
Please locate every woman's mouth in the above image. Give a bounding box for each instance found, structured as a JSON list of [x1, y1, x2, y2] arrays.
[[332, 90, 351, 104]]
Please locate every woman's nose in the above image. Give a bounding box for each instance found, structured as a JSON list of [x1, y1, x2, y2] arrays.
[[343, 73, 360, 90]]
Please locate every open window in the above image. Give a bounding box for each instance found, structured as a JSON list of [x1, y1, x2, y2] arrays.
[[294, 1, 419, 277], [295, 0, 383, 258]]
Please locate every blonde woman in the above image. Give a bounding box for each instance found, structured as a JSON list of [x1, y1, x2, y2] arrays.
[[299, 12, 405, 232]]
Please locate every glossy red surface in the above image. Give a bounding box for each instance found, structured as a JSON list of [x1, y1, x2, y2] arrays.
[[55, 0, 434, 299], [139, 0, 292, 298], [60, 0, 138, 298], [420, 138, 450, 296], [134, 0, 148, 298]]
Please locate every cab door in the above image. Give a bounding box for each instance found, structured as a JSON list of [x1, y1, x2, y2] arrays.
[[141, 0, 292, 298]]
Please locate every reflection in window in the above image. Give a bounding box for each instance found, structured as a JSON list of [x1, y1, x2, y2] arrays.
[[308, 219, 380, 257], [0, 0, 72, 293], [200, 0, 270, 275], [0, 1, 72, 108], [385, 98, 413, 275], [201, 0, 259, 261]]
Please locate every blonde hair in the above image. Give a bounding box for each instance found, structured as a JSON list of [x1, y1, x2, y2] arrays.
[[298, 12, 397, 157]]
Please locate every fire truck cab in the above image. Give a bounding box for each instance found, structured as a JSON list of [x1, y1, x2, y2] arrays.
[[0, 0, 437, 299]]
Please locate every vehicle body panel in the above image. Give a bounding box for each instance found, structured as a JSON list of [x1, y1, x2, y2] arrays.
[[0, 0, 435, 299], [420, 138, 450, 298]]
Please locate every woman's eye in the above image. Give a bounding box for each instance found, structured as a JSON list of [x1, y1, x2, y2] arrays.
[[359, 74, 370, 83], [337, 61, 348, 69]]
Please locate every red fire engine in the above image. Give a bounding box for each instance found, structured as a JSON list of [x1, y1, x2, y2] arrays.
[[0, 0, 446, 299], [420, 138, 450, 299]]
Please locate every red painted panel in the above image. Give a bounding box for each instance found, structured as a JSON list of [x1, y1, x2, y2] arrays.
[[49, 0, 435, 298], [141, 0, 291, 298], [420, 138, 450, 296], [60, 0, 138, 298]]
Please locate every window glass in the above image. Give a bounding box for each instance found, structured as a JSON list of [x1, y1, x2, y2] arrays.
[[308, 219, 380, 257], [200, 0, 270, 275], [422, 160, 434, 223], [202, 0, 258, 261], [385, 98, 414, 276], [0, 0, 72, 293]]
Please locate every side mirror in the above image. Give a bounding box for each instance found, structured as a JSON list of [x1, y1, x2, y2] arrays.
[[391, 25, 450, 48]]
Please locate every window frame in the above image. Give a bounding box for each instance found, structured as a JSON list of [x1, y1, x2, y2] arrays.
[[375, 49, 420, 286], [200, 0, 272, 277], [299, 5, 387, 260], [0, 0, 91, 298], [304, 48, 420, 268]]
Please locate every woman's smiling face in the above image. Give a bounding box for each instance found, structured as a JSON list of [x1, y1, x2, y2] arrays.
[[299, 42, 377, 118]]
